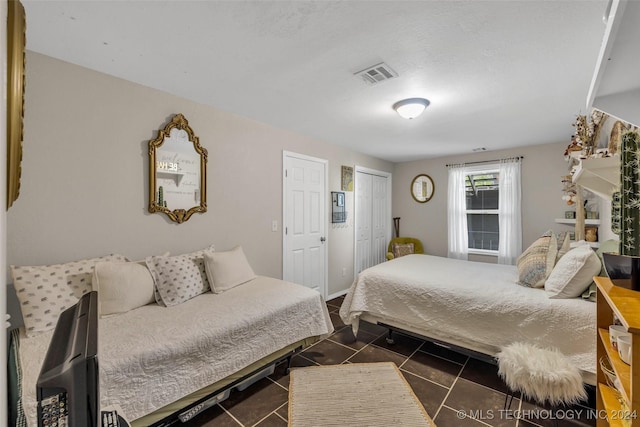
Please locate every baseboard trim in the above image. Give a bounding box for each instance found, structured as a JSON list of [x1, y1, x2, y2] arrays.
[[327, 289, 348, 300]]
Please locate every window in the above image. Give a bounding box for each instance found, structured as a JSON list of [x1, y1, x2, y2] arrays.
[[465, 169, 499, 252], [448, 158, 521, 264]]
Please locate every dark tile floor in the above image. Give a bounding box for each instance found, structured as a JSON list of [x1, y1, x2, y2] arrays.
[[183, 296, 597, 427]]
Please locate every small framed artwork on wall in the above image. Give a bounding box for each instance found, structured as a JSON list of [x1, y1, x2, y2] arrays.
[[341, 166, 353, 191]]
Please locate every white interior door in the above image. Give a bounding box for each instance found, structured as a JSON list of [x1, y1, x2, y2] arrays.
[[283, 152, 327, 296], [355, 168, 391, 275]]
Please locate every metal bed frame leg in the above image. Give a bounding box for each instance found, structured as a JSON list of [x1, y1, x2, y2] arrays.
[[503, 392, 514, 411], [385, 329, 395, 345], [285, 353, 294, 374]]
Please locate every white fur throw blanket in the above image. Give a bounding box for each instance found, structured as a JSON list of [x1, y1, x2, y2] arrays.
[[496, 342, 587, 406]]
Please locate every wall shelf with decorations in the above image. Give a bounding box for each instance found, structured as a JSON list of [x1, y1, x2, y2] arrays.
[[554, 218, 601, 248], [554, 218, 601, 226], [572, 157, 620, 201]]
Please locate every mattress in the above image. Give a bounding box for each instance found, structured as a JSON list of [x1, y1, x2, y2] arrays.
[[17, 276, 333, 426], [339, 254, 596, 379]]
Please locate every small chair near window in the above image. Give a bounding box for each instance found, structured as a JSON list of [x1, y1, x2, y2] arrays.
[[386, 238, 424, 260]]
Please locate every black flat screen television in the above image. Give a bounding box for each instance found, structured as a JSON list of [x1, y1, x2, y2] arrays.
[[37, 291, 99, 427]]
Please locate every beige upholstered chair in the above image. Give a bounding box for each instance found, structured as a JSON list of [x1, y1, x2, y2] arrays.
[[386, 237, 424, 260]]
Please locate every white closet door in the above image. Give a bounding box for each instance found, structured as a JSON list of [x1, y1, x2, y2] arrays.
[[355, 169, 390, 275], [355, 171, 372, 274], [371, 174, 388, 266]]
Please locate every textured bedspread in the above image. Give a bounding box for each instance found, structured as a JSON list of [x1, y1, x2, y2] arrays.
[[19, 276, 333, 425], [339, 255, 596, 376]]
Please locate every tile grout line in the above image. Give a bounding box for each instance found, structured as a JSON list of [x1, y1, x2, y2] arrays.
[[416, 346, 467, 366], [398, 339, 424, 370], [432, 356, 468, 421], [250, 404, 286, 427], [218, 403, 246, 427], [439, 404, 495, 427]]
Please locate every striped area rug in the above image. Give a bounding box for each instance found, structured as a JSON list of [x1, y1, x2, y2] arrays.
[[288, 362, 436, 427]]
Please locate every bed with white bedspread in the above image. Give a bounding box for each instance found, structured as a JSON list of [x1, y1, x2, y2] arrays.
[[15, 276, 333, 426], [339, 254, 596, 383]]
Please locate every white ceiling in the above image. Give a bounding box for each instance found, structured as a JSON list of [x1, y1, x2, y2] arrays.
[[22, 0, 610, 163]]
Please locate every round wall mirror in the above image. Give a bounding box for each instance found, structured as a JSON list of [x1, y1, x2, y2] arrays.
[[411, 174, 434, 203]]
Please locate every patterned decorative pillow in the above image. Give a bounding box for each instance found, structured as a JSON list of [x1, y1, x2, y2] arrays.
[[11, 253, 128, 337], [516, 230, 558, 288], [146, 253, 211, 307], [556, 232, 571, 261], [150, 245, 213, 306], [392, 243, 414, 258]]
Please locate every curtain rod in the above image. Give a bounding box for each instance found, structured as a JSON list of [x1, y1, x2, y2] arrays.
[[446, 156, 523, 168]]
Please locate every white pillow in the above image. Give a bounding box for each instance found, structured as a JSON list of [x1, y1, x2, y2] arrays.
[[92, 261, 155, 317], [545, 243, 602, 299], [11, 253, 128, 336], [204, 246, 256, 293]]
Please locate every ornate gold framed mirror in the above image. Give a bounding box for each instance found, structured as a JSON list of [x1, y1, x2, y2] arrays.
[[7, 0, 26, 210], [149, 114, 207, 223], [410, 174, 434, 203]]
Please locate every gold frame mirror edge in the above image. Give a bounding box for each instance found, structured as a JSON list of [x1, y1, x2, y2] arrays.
[[410, 174, 435, 203], [148, 114, 208, 223], [7, 0, 26, 210]]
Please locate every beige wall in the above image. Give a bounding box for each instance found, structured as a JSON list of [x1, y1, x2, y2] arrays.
[[7, 52, 393, 302], [7, 52, 579, 315], [392, 142, 571, 259]]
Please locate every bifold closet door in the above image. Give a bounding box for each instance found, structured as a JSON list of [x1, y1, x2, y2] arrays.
[[355, 171, 389, 274]]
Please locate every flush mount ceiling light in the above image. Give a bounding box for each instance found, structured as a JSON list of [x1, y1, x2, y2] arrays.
[[392, 98, 430, 119]]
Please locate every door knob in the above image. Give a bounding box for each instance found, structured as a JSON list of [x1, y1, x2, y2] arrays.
[[320, 237, 326, 242]]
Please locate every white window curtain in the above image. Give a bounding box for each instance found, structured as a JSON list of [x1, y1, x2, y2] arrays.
[[447, 164, 468, 260], [497, 158, 522, 265]]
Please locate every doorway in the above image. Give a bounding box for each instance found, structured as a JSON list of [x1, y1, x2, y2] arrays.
[[282, 151, 328, 297]]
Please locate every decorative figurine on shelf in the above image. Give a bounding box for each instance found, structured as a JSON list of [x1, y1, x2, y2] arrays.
[[585, 227, 598, 243]]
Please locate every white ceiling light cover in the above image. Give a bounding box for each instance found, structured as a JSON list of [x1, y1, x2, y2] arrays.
[[393, 98, 430, 119]]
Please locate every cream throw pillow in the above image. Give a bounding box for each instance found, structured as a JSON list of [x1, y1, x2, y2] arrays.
[[545, 242, 602, 299], [204, 246, 256, 293], [11, 253, 128, 336], [92, 261, 156, 317]]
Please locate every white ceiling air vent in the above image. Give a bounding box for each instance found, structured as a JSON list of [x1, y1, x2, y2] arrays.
[[354, 62, 398, 85]]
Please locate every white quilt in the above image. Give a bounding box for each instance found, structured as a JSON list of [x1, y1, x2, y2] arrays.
[[19, 276, 333, 425], [339, 255, 596, 377]]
